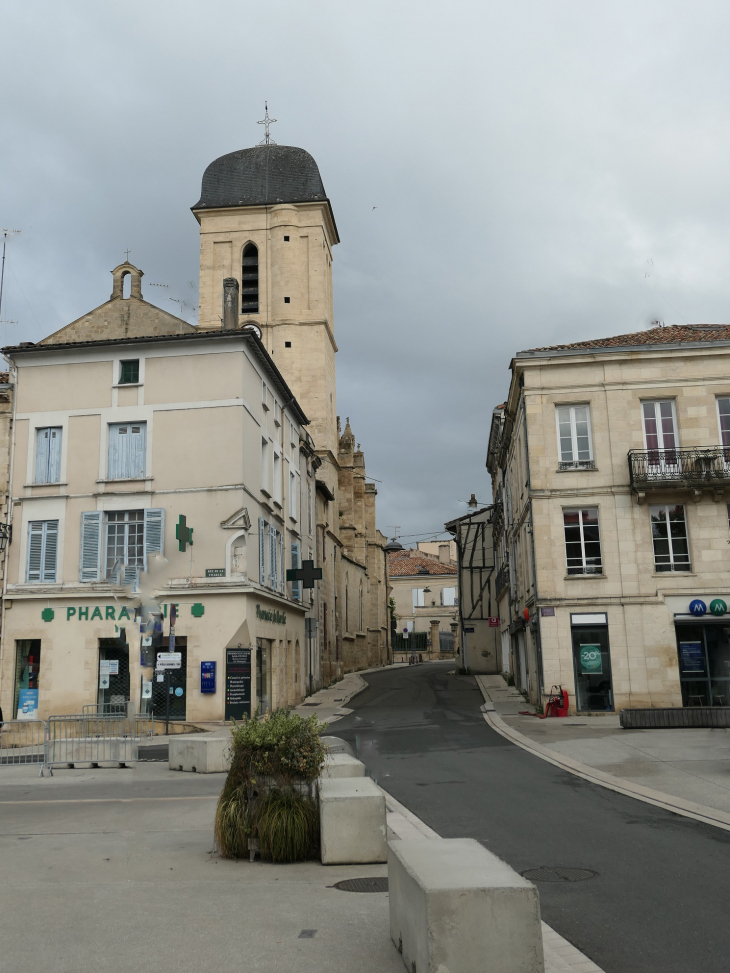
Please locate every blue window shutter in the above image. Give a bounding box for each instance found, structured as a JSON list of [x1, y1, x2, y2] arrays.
[[122, 564, 139, 589], [27, 522, 44, 581], [280, 531, 285, 593], [144, 508, 165, 571], [43, 521, 58, 582], [259, 518, 266, 584], [269, 525, 277, 588], [79, 511, 103, 581], [35, 429, 50, 484], [291, 541, 301, 600], [108, 423, 146, 479], [48, 428, 62, 483]]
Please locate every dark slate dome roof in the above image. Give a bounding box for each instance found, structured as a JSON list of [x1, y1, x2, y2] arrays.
[[193, 144, 330, 210]]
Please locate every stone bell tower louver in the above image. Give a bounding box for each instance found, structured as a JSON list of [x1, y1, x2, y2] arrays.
[[192, 144, 340, 458]]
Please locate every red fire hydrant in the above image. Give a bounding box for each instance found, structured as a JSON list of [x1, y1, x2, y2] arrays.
[[544, 686, 569, 718]]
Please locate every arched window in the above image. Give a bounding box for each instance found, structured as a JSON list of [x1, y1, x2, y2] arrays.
[[241, 243, 259, 313], [122, 271, 131, 299]]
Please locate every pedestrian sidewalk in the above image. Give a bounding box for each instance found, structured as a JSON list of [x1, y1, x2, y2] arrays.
[[475, 673, 730, 831], [292, 664, 408, 724]]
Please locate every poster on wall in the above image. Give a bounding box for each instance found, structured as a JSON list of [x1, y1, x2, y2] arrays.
[[225, 648, 251, 721], [679, 641, 705, 673], [579, 644, 603, 675], [16, 689, 39, 720]]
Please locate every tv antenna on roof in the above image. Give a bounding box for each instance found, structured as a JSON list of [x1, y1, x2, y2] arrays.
[[258, 102, 277, 145], [0, 229, 20, 325]]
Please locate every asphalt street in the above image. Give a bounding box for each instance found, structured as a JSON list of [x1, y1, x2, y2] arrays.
[[333, 662, 730, 973]]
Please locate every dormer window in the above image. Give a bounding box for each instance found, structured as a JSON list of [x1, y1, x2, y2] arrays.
[[119, 360, 139, 384], [241, 243, 259, 313]]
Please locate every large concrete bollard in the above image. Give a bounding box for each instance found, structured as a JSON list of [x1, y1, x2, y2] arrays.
[[319, 777, 387, 864], [168, 735, 230, 773], [389, 838, 544, 973], [320, 753, 367, 778]]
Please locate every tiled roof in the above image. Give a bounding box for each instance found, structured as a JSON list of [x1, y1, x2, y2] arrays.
[[521, 324, 730, 354], [388, 550, 457, 577]]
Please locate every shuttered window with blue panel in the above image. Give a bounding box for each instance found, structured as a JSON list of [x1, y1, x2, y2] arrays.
[[108, 422, 146, 480], [35, 427, 62, 484], [27, 520, 59, 582]]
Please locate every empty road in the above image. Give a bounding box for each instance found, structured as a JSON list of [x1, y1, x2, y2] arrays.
[[333, 662, 730, 973]]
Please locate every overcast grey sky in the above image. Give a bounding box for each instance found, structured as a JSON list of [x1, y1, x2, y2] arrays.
[[2, 1, 730, 541]]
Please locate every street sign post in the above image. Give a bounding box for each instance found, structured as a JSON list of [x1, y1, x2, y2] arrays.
[[156, 652, 182, 669]]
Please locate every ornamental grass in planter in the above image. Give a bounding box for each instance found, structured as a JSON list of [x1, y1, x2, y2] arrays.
[[214, 709, 326, 863]]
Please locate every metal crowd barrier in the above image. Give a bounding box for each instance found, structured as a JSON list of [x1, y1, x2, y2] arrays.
[[0, 711, 154, 777], [82, 702, 129, 717], [0, 720, 47, 774]]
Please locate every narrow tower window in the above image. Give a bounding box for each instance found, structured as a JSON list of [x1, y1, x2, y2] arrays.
[[241, 243, 259, 313]]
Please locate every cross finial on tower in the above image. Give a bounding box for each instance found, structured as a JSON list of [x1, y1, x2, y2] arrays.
[[257, 102, 277, 145], [124, 248, 131, 262]]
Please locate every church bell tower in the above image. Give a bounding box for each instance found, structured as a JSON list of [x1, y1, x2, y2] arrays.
[[192, 140, 340, 458]]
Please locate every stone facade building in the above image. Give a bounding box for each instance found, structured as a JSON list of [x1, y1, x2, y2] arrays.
[[488, 324, 730, 715], [388, 547, 459, 658], [0, 139, 389, 721]]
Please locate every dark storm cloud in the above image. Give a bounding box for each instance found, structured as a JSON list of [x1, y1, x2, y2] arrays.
[[2, 0, 730, 537]]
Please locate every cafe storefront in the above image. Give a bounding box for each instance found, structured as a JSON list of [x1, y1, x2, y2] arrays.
[[0, 589, 306, 722]]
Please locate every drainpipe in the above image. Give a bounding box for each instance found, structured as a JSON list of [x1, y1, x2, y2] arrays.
[[0, 358, 18, 708], [521, 390, 545, 698]]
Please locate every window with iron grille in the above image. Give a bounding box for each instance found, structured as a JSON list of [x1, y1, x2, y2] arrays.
[[563, 508, 602, 575], [34, 427, 62, 484], [556, 405, 593, 469], [650, 505, 691, 572]]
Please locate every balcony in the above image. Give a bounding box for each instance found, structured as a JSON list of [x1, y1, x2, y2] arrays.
[[495, 561, 510, 597], [629, 446, 730, 494]]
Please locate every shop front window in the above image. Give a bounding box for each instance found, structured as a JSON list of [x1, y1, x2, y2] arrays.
[[676, 624, 730, 707], [571, 621, 613, 712], [14, 640, 41, 720]]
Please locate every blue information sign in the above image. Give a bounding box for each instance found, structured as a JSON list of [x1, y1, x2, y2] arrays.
[[201, 661, 216, 694], [679, 642, 705, 673]]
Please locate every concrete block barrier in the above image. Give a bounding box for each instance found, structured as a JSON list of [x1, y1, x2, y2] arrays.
[[388, 838, 544, 973], [169, 735, 230, 773], [320, 752, 366, 778], [319, 777, 387, 864]]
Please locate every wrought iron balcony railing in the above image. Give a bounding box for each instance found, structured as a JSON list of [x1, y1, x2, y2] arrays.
[[629, 446, 730, 490], [495, 561, 510, 596]]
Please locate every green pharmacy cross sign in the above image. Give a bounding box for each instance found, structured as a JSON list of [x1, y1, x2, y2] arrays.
[[286, 559, 323, 589], [176, 514, 193, 552]]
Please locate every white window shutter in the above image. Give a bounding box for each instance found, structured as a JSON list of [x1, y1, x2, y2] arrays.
[[35, 429, 50, 484], [27, 522, 44, 581], [43, 521, 58, 582], [108, 423, 146, 479], [291, 541, 301, 600], [143, 508, 165, 571], [259, 518, 266, 583], [48, 428, 62, 483], [79, 511, 103, 582], [122, 564, 139, 589]]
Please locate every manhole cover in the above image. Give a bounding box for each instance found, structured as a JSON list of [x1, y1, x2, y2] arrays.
[[521, 866, 597, 883], [333, 877, 389, 893]]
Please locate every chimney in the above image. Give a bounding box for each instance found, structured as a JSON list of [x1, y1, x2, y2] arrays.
[[222, 278, 239, 330], [438, 543, 451, 565], [468, 493, 478, 510]]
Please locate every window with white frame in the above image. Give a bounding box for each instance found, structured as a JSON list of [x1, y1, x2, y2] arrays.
[[261, 439, 270, 494], [412, 588, 425, 609], [290, 470, 296, 518], [307, 481, 312, 534], [556, 405, 593, 469], [273, 452, 282, 504], [35, 427, 62, 484], [717, 397, 730, 447], [441, 586, 457, 606], [108, 423, 146, 479], [563, 508, 602, 575], [269, 524, 278, 589], [27, 520, 58, 582], [78, 508, 163, 585], [650, 505, 691, 572], [642, 400, 678, 453], [259, 517, 267, 583]]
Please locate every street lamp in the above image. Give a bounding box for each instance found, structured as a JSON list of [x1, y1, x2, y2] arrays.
[[0, 522, 12, 552]]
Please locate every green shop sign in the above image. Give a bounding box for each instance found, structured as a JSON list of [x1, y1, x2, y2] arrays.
[[256, 604, 287, 625], [579, 644, 603, 675], [710, 599, 727, 616], [41, 602, 206, 622]]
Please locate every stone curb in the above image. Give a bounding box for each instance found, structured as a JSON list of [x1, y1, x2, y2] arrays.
[[474, 677, 730, 834]]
